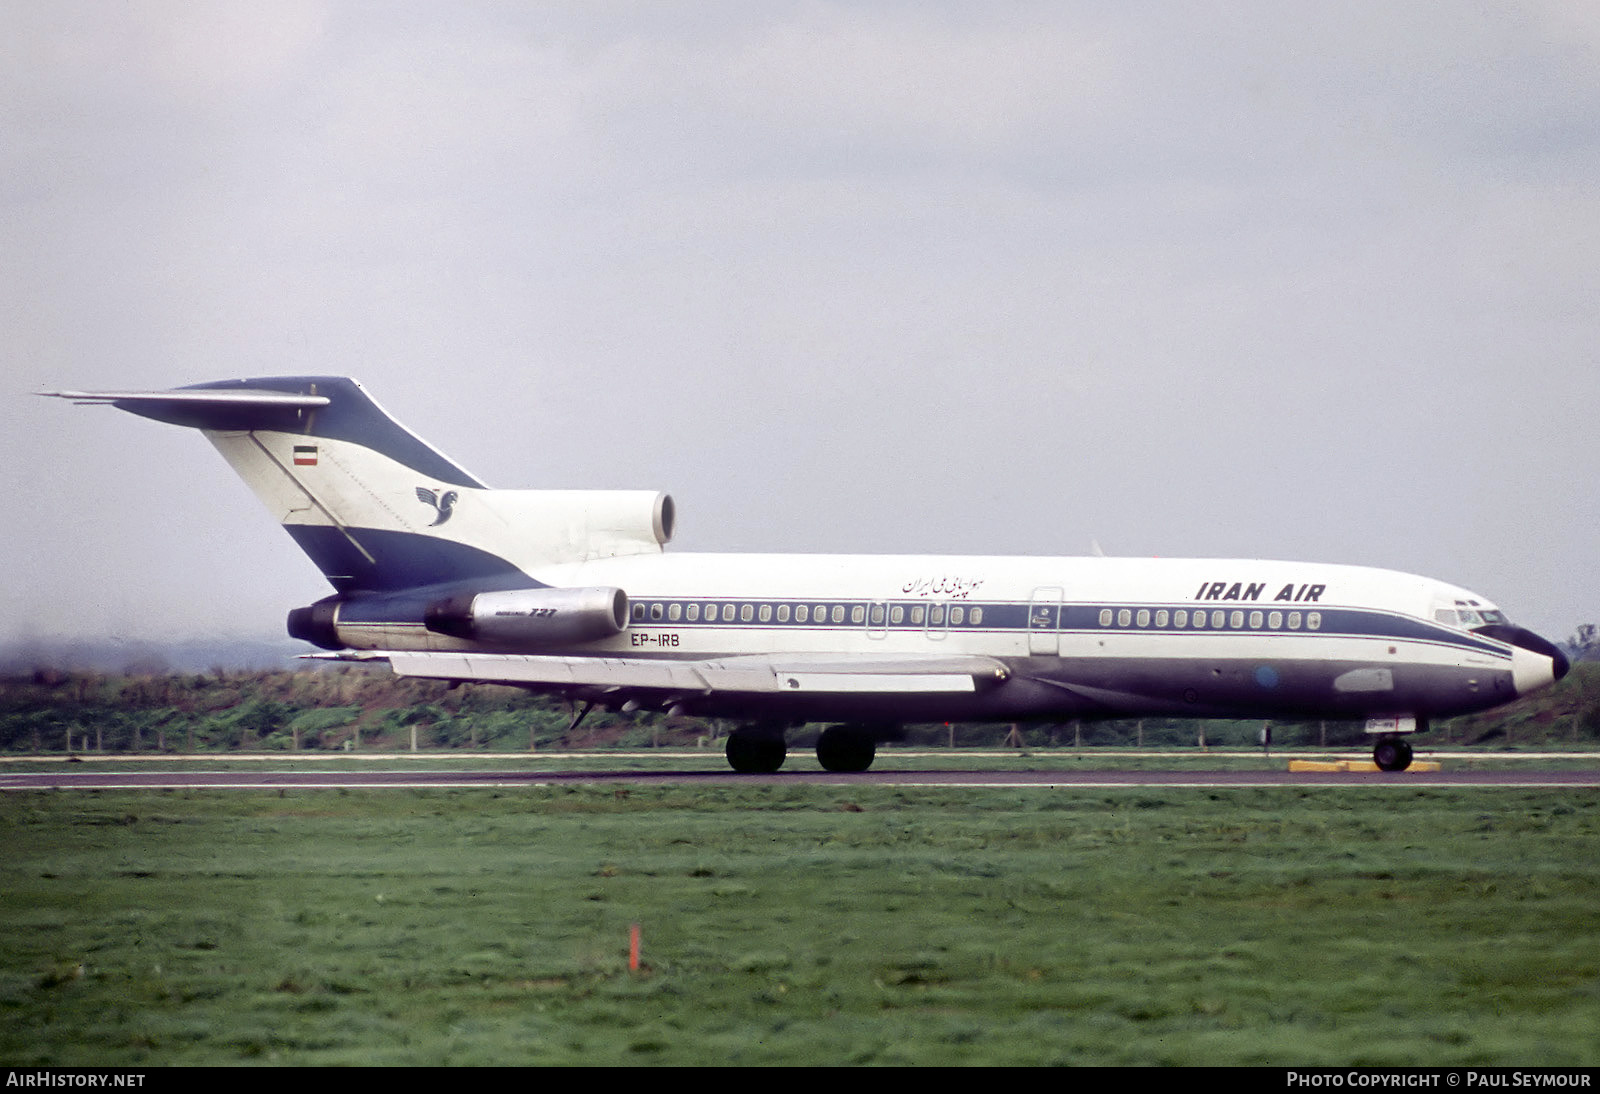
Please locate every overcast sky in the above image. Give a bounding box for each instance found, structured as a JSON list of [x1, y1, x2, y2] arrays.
[[6, 1, 1598, 652]]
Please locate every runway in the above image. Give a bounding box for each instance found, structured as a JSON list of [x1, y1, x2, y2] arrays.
[[4, 764, 1599, 790]]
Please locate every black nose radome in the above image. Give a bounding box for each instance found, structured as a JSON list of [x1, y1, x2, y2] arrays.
[[1474, 623, 1571, 681]]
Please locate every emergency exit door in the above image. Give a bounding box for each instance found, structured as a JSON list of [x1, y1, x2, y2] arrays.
[[1028, 586, 1062, 655]]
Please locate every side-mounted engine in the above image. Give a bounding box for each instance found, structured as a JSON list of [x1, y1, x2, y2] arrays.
[[288, 585, 630, 651], [423, 586, 629, 645]]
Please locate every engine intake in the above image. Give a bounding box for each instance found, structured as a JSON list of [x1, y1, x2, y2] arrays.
[[425, 586, 629, 646]]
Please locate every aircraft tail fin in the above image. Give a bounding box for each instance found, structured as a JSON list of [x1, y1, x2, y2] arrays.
[[43, 377, 672, 594]]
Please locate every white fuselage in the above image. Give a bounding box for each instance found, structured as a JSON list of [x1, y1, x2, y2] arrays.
[[331, 551, 1541, 725], [48, 376, 1561, 743]]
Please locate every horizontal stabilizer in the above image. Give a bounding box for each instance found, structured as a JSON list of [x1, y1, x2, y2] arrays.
[[39, 386, 330, 432]]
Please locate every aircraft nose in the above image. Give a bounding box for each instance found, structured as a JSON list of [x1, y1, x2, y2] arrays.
[[1551, 641, 1572, 682], [1474, 623, 1570, 695]]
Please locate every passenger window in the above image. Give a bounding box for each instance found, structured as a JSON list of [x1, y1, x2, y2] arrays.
[[1268, 611, 1281, 629], [1212, 610, 1226, 628], [668, 603, 681, 622], [759, 604, 772, 623], [1136, 609, 1150, 627], [929, 605, 945, 625], [1174, 609, 1188, 627], [851, 605, 865, 624], [911, 605, 926, 625], [687, 603, 700, 622], [831, 605, 845, 624], [740, 604, 754, 623], [970, 607, 983, 625], [869, 603, 885, 626], [891, 605, 904, 624], [632, 603, 645, 621], [1288, 612, 1301, 629], [777, 604, 790, 622], [1156, 610, 1169, 627], [796, 605, 808, 623], [1229, 610, 1244, 629], [1307, 612, 1322, 630], [950, 606, 964, 625], [1249, 611, 1262, 628], [1099, 609, 1113, 626]]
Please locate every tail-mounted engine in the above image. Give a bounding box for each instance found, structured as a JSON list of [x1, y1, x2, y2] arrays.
[[287, 597, 342, 650]]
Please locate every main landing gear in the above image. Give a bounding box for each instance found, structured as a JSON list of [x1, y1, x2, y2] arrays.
[[724, 724, 884, 773], [725, 726, 787, 774], [1372, 736, 1414, 772], [815, 725, 877, 773]]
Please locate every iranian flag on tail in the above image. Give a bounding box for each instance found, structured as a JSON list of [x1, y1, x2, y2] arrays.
[[293, 445, 318, 466]]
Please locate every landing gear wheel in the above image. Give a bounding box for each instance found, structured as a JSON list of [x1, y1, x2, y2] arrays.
[[1373, 737, 1414, 772], [816, 725, 877, 773], [726, 730, 787, 774]]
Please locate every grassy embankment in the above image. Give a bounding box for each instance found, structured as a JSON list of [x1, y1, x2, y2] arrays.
[[3, 661, 1597, 755], [2, 785, 1597, 1065]]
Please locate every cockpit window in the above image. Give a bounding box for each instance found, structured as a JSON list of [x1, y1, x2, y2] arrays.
[[1438, 602, 1508, 628]]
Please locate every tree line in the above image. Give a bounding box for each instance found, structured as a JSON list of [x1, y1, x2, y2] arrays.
[[1, 661, 1596, 754]]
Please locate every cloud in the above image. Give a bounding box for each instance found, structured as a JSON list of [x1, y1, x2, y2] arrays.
[[6, 2, 1598, 642]]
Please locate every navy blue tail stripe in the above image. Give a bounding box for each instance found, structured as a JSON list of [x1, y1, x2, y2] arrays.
[[284, 525, 528, 593], [182, 377, 483, 487]]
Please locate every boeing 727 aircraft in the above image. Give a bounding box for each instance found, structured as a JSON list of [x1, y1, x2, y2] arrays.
[[45, 376, 1569, 772]]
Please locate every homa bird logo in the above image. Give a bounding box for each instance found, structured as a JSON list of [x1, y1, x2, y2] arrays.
[[415, 486, 458, 527]]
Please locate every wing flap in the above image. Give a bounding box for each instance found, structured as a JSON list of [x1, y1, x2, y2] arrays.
[[327, 650, 1009, 696]]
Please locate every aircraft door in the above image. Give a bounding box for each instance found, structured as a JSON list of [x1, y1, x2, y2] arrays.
[[1028, 586, 1062, 655], [867, 599, 888, 639]]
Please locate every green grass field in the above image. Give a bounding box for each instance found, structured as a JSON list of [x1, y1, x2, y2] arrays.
[[2, 784, 1598, 1066]]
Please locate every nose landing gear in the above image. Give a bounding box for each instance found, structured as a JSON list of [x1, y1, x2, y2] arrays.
[[1372, 736, 1414, 772]]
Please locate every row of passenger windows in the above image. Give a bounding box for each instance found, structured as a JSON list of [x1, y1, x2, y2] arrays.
[[628, 599, 1327, 631], [631, 601, 986, 627], [1099, 607, 1322, 631]]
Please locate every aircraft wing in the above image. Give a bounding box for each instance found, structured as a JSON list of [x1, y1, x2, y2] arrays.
[[314, 650, 1010, 698]]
